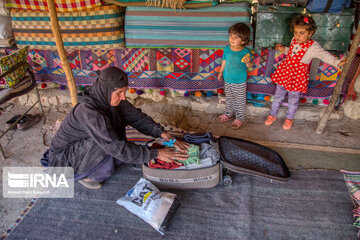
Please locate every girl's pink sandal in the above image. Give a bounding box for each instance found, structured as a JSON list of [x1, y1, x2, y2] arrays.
[[217, 114, 234, 122]]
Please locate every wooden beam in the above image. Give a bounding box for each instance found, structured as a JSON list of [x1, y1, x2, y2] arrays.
[[316, 25, 360, 134], [211, 134, 360, 155], [46, 0, 78, 107], [255, 140, 360, 155]]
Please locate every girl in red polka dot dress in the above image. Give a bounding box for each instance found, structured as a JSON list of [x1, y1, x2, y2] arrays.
[[265, 14, 348, 130]]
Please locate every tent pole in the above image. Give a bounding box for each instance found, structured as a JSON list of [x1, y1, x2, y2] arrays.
[[316, 25, 360, 134], [46, 0, 78, 107]]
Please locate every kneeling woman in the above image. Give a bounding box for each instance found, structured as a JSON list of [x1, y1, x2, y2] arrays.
[[48, 67, 188, 189]]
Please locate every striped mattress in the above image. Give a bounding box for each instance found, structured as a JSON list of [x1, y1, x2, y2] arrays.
[[125, 2, 251, 49], [11, 4, 125, 50]]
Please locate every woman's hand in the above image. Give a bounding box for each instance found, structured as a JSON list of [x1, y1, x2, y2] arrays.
[[276, 44, 285, 52], [157, 148, 188, 164], [173, 139, 190, 151], [160, 132, 190, 151]]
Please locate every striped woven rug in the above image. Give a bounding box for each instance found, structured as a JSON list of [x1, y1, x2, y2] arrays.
[[2, 169, 357, 239], [11, 5, 125, 50], [125, 2, 251, 48]]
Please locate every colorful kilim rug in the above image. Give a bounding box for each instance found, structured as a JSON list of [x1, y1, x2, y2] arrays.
[[11, 5, 125, 50], [24, 47, 355, 98], [340, 169, 360, 236], [341, 169, 360, 208]]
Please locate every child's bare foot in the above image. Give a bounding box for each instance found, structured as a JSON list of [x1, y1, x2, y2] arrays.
[[217, 114, 234, 122], [231, 119, 243, 129]]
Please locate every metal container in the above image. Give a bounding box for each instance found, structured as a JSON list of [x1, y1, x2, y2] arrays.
[[254, 5, 355, 51], [258, 0, 308, 7]]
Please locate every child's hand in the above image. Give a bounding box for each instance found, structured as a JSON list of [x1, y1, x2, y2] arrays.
[[241, 53, 251, 63], [218, 72, 223, 81], [276, 44, 285, 52], [338, 58, 349, 67], [242, 53, 253, 68]]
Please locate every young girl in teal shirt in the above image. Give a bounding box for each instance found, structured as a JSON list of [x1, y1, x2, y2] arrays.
[[217, 23, 253, 129]]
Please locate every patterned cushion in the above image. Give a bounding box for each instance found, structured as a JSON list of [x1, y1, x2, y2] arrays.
[[11, 5, 125, 50], [0, 46, 29, 89], [5, 0, 102, 12]]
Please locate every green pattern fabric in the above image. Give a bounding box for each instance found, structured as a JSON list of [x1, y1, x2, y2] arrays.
[[0, 46, 29, 88], [183, 144, 200, 165]]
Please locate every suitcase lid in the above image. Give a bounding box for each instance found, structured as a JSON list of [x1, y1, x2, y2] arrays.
[[218, 136, 291, 182]]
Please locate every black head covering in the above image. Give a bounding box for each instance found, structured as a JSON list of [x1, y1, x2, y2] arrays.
[[89, 67, 128, 109]]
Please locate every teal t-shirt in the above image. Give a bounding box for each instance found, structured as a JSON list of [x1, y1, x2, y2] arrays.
[[223, 45, 250, 84]]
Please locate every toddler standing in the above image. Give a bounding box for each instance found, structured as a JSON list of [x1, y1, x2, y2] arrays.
[[217, 23, 253, 129], [265, 14, 348, 130]]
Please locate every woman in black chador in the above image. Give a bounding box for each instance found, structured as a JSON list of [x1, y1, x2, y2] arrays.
[[48, 67, 188, 189]]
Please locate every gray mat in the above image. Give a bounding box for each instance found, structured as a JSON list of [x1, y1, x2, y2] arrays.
[[6, 166, 357, 240]]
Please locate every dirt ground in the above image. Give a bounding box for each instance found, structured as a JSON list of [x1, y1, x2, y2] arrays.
[[0, 99, 359, 235]]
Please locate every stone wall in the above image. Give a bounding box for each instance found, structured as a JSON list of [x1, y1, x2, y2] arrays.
[[342, 74, 360, 120], [13, 86, 345, 122]]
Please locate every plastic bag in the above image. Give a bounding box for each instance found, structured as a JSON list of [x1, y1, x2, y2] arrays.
[[0, 16, 12, 39], [116, 178, 180, 235]]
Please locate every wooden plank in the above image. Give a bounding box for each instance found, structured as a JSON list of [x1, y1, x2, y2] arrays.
[[46, 0, 77, 107], [316, 25, 360, 134], [255, 140, 360, 155], [212, 134, 360, 154]]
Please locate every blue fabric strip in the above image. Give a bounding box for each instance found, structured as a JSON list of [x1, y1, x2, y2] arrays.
[[16, 39, 124, 46]]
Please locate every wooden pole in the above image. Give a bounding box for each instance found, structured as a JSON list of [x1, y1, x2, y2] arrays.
[[46, 0, 78, 106], [316, 25, 360, 134], [254, 140, 360, 155]]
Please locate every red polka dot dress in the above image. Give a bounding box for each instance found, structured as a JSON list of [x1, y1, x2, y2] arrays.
[[272, 39, 315, 93]]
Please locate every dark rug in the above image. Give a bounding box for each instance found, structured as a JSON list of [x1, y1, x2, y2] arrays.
[[4, 167, 357, 240]]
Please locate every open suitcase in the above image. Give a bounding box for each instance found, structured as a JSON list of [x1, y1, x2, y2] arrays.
[[142, 136, 290, 189]]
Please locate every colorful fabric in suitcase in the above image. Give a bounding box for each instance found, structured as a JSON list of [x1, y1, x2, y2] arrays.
[[5, 0, 103, 12], [11, 5, 125, 50], [125, 3, 251, 49]]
